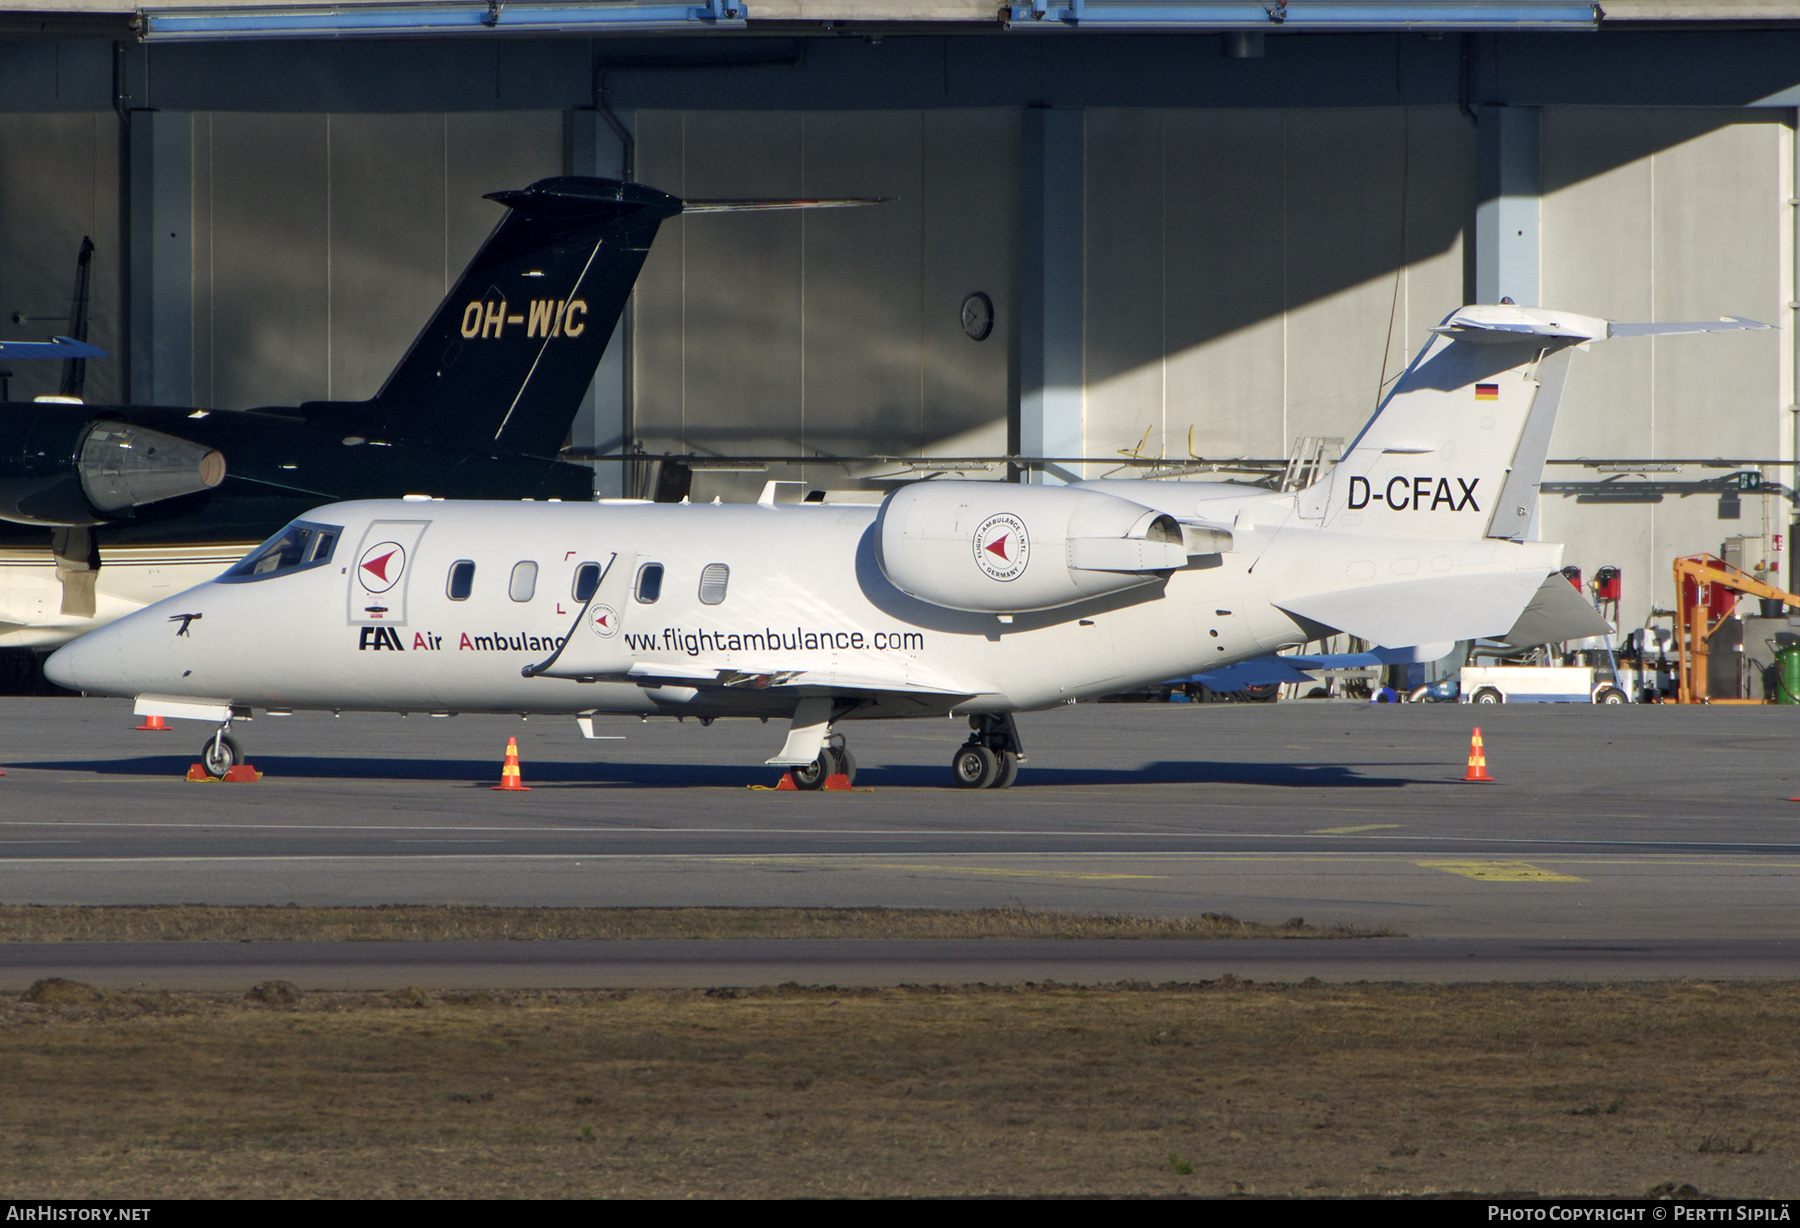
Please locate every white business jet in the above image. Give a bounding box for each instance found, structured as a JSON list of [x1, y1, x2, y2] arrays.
[[46, 305, 1764, 787]]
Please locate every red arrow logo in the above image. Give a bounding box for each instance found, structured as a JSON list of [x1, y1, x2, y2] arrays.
[[985, 534, 1010, 561], [361, 550, 398, 583], [595, 611, 610, 629]]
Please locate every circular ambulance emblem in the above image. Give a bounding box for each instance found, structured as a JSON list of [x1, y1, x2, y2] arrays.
[[973, 512, 1028, 582], [588, 602, 620, 639], [356, 542, 406, 594]]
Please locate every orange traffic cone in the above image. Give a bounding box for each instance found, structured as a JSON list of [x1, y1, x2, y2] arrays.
[[1461, 726, 1495, 783], [135, 714, 172, 732], [492, 737, 530, 792], [774, 772, 798, 790]]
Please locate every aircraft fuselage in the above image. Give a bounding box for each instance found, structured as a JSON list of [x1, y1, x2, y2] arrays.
[[46, 487, 1563, 724]]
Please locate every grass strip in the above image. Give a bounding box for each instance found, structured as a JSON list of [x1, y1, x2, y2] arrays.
[[0, 905, 1389, 943], [4, 978, 1792, 1198]]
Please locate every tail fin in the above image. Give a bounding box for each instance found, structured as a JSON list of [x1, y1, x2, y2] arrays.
[[325, 177, 683, 459], [1298, 305, 1768, 540]]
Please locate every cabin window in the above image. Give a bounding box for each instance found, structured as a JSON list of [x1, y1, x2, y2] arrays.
[[218, 519, 342, 583], [509, 561, 538, 603], [635, 562, 664, 604], [447, 560, 475, 601], [698, 563, 730, 605], [572, 562, 602, 603]]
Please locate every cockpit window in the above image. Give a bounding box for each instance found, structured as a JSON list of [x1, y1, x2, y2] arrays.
[[218, 520, 341, 583]]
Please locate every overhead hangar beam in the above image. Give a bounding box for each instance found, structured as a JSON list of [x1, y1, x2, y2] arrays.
[[136, 1, 747, 42]]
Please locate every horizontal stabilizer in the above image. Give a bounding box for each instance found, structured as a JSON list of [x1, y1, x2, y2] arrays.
[[1276, 570, 1548, 649], [1606, 317, 1771, 339], [1428, 305, 1770, 344], [681, 198, 891, 213], [1488, 573, 1614, 649], [1428, 305, 1608, 343]]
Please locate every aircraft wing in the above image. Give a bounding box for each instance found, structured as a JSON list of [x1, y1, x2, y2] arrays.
[[1181, 644, 1457, 692], [0, 336, 106, 360], [619, 661, 990, 698], [1486, 573, 1614, 649], [1275, 570, 1550, 649], [1183, 658, 1321, 690]]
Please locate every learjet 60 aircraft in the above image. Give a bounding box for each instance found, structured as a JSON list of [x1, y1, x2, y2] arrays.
[[46, 305, 1764, 786]]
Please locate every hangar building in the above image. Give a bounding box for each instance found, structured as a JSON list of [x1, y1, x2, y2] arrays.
[[2, 0, 1799, 639]]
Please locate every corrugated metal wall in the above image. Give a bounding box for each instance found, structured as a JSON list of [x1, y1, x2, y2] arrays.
[[632, 108, 1019, 502], [1082, 107, 1473, 465], [0, 113, 120, 406], [1539, 109, 1790, 627], [188, 111, 563, 410], [0, 98, 1790, 634]]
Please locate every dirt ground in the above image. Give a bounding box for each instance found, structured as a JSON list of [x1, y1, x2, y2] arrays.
[[2, 978, 1794, 1198]]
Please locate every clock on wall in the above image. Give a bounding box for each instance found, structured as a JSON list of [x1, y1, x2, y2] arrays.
[[960, 291, 994, 342]]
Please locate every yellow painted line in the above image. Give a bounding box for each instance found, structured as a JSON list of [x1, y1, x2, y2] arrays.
[[1414, 860, 1587, 883], [1310, 824, 1403, 834], [715, 857, 1163, 881]]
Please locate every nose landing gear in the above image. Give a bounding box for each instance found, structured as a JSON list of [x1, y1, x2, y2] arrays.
[[950, 713, 1023, 789], [199, 723, 242, 778]]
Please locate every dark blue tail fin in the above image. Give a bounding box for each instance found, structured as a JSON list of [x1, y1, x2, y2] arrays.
[[309, 177, 681, 460]]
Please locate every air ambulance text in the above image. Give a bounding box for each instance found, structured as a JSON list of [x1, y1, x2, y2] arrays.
[[627, 627, 926, 657]]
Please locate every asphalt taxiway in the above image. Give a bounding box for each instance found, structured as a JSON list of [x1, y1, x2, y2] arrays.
[[1, 697, 1796, 982]]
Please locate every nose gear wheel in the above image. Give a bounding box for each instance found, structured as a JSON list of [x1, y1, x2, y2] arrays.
[[200, 730, 242, 779]]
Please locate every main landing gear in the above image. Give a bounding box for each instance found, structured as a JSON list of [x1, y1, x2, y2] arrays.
[[790, 732, 857, 790], [951, 713, 1023, 790]]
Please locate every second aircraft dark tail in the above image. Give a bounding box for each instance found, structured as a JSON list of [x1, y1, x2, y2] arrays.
[[314, 177, 682, 459]]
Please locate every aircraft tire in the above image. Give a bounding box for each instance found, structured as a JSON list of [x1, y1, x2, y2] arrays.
[[988, 750, 1019, 790], [836, 749, 857, 787], [951, 744, 998, 789], [790, 753, 829, 790], [200, 733, 242, 778]]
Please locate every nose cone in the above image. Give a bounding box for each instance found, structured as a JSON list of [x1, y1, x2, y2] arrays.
[[45, 626, 119, 694], [45, 600, 184, 698]]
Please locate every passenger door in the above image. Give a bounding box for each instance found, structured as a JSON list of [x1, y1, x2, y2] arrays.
[[346, 520, 430, 627]]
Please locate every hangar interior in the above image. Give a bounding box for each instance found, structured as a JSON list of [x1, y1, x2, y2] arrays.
[[2, 9, 1799, 641]]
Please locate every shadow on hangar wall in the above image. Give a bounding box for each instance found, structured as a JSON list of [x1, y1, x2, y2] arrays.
[[0, 20, 1795, 481]]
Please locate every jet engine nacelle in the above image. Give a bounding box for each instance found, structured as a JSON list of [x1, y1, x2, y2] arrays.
[[874, 481, 1191, 614], [0, 415, 226, 527]]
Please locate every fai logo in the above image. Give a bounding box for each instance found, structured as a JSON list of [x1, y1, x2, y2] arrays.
[[357, 542, 406, 594], [973, 513, 1028, 582], [588, 602, 620, 638]]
